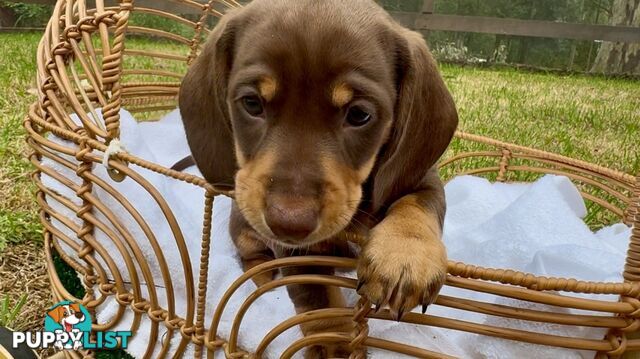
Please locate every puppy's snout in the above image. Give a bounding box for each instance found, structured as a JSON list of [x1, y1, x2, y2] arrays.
[[265, 195, 319, 240]]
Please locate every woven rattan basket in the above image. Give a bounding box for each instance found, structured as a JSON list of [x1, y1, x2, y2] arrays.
[[25, 0, 640, 358]]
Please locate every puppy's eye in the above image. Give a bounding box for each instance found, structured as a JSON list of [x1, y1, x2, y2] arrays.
[[345, 106, 371, 127], [241, 95, 264, 117]]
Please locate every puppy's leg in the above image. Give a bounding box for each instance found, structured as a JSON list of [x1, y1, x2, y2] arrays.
[[357, 168, 447, 320], [277, 243, 354, 359], [229, 202, 276, 287]]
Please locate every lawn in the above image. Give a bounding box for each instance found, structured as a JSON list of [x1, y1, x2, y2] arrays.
[[0, 30, 638, 353]]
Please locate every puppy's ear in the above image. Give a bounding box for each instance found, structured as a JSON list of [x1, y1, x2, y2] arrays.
[[69, 303, 81, 312], [372, 28, 458, 212], [47, 306, 64, 323], [179, 11, 243, 189]]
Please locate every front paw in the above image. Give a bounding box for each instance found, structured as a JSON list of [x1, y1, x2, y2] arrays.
[[356, 224, 447, 320]]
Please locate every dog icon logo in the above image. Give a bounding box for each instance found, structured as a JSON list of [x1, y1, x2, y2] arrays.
[[12, 300, 131, 350], [43, 301, 91, 350]]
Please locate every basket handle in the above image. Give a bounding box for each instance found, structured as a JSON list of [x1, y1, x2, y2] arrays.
[[100, 0, 132, 142], [624, 175, 640, 284]]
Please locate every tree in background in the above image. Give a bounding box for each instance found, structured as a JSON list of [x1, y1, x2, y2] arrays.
[[0, 1, 51, 27], [591, 0, 640, 75], [425, 0, 621, 72], [1, 0, 635, 75]]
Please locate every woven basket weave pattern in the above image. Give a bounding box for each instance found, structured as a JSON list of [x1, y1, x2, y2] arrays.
[[25, 0, 640, 357]]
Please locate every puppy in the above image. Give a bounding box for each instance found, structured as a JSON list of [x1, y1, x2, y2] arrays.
[[47, 303, 86, 350], [178, 0, 458, 356]]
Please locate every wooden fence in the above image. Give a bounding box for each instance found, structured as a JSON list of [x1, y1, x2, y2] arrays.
[[407, 0, 639, 43], [7, 0, 639, 43], [5, 0, 640, 71], [5, 0, 640, 46]]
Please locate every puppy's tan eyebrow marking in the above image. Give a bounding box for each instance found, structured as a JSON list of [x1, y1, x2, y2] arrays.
[[258, 76, 278, 102], [332, 82, 354, 108]]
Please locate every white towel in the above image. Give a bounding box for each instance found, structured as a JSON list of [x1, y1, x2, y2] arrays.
[[41, 108, 632, 358]]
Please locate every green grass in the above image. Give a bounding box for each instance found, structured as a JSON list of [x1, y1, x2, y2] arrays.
[[0, 32, 41, 252], [442, 64, 640, 176], [0, 293, 28, 328], [0, 31, 638, 358], [439, 65, 639, 228]]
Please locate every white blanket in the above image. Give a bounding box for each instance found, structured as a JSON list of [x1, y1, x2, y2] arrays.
[[41, 109, 632, 358]]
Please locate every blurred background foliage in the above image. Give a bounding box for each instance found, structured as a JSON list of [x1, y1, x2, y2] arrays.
[[425, 0, 619, 72], [0, 0, 634, 72]]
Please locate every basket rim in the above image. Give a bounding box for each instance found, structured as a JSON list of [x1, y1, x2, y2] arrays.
[[25, 107, 638, 296], [25, 1, 640, 355]]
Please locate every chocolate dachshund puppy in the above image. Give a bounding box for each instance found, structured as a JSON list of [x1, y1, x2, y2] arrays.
[[176, 0, 458, 356]]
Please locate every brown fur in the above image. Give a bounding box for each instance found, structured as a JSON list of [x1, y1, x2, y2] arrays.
[[178, 1, 458, 357]]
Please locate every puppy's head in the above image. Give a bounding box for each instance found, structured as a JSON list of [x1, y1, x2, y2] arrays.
[[180, 0, 458, 248], [48, 303, 85, 330]]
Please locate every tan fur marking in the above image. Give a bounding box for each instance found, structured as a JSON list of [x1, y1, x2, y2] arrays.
[[358, 194, 447, 317], [331, 82, 353, 108], [235, 150, 277, 238], [258, 76, 278, 102], [310, 156, 362, 242], [369, 195, 444, 259], [234, 142, 247, 167]]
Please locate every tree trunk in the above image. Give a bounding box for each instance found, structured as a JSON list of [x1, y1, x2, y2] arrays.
[[591, 0, 640, 75], [0, 6, 17, 28]]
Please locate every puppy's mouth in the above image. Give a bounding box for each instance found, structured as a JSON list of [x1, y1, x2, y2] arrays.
[[64, 322, 73, 331]]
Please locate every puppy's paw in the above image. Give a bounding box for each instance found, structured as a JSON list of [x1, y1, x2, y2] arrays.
[[356, 222, 446, 320]]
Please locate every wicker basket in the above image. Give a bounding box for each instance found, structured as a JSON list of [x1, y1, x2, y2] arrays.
[[25, 0, 640, 358]]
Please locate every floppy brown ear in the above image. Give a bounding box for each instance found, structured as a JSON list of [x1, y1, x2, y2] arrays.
[[47, 306, 64, 323], [179, 11, 243, 189], [372, 28, 458, 212]]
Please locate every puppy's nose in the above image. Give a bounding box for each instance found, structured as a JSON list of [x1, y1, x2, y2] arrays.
[[265, 196, 319, 239], [75, 312, 84, 319]]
